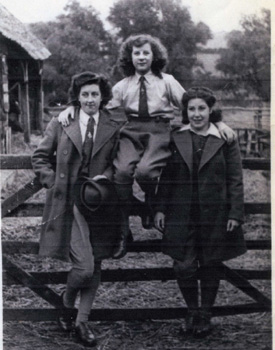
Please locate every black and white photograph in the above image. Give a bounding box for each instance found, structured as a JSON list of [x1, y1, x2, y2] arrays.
[[0, 0, 272, 349]]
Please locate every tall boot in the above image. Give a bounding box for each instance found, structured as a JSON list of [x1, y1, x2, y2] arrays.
[[140, 179, 158, 229], [194, 264, 222, 338], [177, 276, 199, 335], [112, 184, 134, 259]]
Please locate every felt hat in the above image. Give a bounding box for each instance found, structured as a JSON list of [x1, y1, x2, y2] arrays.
[[74, 176, 118, 217]]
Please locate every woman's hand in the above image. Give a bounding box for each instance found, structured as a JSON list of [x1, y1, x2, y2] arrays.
[[216, 121, 237, 144], [154, 212, 165, 232], [227, 219, 240, 232], [58, 106, 75, 126]]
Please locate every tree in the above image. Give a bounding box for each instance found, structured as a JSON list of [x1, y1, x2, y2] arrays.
[[215, 9, 270, 101], [30, 0, 118, 104], [108, 0, 212, 87]]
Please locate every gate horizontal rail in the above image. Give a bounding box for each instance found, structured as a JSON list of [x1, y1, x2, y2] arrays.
[[2, 239, 271, 255], [1, 155, 269, 170], [3, 303, 269, 322], [2, 267, 271, 285], [4, 202, 271, 217]]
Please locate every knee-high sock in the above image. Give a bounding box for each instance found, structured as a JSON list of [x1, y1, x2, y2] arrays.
[[76, 262, 101, 326], [177, 277, 199, 310], [63, 268, 85, 308], [200, 264, 223, 310]]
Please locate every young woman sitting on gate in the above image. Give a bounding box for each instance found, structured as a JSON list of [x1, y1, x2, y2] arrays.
[[154, 87, 247, 338]]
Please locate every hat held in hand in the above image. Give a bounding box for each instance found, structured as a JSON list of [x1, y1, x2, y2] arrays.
[[74, 176, 118, 216]]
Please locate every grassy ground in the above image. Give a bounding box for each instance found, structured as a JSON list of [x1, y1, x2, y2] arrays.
[[2, 214, 272, 350]]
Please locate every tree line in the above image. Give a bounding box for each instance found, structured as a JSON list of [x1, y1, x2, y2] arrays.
[[30, 0, 270, 105]]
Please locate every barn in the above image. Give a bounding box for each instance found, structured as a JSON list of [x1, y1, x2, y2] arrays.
[[0, 4, 51, 153]]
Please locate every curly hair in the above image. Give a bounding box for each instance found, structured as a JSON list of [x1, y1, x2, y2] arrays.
[[68, 71, 112, 109], [118, 34, 168, 77], [181, 87, 222, 124]]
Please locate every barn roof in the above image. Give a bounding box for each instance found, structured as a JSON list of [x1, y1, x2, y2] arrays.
[[0, 4, 51, 60]]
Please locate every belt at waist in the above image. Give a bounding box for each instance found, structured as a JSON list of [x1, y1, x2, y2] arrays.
[[127, 116, 170, 123]]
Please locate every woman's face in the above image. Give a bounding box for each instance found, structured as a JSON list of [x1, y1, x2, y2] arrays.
[[132, 42, 153, 75], [187, 98, 211, 132], [78, 84, 102, 116]]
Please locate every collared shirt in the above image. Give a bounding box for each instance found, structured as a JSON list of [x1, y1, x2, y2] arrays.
[[79, 109, 99, 143], [178, 122, 222, 139], [107, 71, 185, 119]]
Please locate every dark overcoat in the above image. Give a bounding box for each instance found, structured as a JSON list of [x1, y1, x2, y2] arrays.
[[156, 128, 247, 264], [32, 109, 123, 261]]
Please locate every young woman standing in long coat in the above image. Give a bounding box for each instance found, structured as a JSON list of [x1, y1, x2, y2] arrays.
[[32, 72, 123, 347], [154, 87, 246, 338]]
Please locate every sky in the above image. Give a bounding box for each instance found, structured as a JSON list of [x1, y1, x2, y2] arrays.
[[0, 0, 272, 34]]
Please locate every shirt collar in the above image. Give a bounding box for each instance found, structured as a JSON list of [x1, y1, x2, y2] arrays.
[[79, 108, 99, 125], [135, 70, 153, 85], [178, 122, 221, 139]]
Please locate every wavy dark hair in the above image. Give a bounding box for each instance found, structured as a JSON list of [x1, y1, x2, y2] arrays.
[[182, 87, 222, 124], [118, 34, 168, 77], [68, 71, 112, 109]]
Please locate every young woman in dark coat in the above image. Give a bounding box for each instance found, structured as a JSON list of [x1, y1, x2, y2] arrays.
[[154, 87, 246, 338]]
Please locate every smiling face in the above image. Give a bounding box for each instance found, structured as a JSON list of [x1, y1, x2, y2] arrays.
[[187, 98, 212, 132], [78, 84, 102, 116], [131, 42, 153, 75]]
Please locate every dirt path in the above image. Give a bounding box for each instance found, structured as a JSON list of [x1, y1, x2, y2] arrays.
[[3, 314, 272, 350]]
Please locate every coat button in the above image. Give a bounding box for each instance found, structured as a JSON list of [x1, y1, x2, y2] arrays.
[[63, 150, 68, 155], [60, 173, 65, 178]]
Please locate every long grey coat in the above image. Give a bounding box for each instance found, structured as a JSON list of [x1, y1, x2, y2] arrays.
[[32, 109, 123, 261], [156, 129, 247, 264]]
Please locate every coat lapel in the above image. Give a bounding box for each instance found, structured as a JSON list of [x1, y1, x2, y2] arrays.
[[63, 107, 82, 156], [199, 135, 225, 171], [92, 110, 120, 157], [173, 130, 193, 174]]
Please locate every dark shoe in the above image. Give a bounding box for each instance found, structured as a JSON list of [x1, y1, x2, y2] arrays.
[[112, 230, 134, 259], [58, 312, 75, 332], [180, 309, 199, 336], [193, 310, 212, 338], [57, 291, 75, 332], [75, 322, 97, 347]]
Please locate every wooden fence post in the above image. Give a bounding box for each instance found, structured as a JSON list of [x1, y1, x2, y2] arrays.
[[0, 54, 10, 153], [20, 60, 31, 143]]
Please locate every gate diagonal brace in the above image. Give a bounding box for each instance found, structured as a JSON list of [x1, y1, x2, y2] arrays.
[[1, 176, 42, 218], [3, 255, 63, 309], [222, 263, 271, 308]]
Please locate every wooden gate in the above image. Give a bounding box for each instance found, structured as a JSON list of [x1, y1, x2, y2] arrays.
[[1, 155, 271, 322]]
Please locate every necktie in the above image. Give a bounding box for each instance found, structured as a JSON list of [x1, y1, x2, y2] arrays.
[[81, 116, 95, 175], [138, 76, 150, 118]]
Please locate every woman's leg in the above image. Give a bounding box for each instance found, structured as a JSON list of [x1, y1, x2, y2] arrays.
[[174, 259, 199, 310], [135, 119, 171, 185], [112, 123, 145, 258], [173, 237, 199, 335], [61, 206, 98, 345], [112, 183, 133, 259], [64, 206, 95, 310], [195, 263, 224, 337], [113, 122, 145, 185], [200, 264, 221, 311], [135, 120, 171, 228], [76, 261, 101, 325]]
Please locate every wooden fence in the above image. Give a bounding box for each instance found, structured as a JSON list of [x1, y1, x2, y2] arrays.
[[1, 155, 271, 322]]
